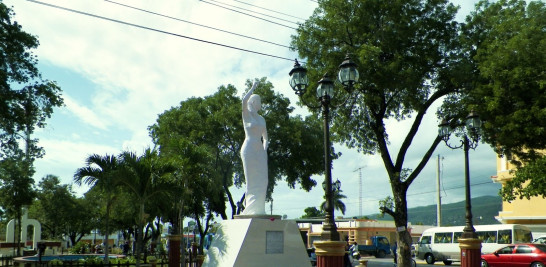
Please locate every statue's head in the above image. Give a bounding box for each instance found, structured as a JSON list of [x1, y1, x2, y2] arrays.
[[248, 94, 261, 112]]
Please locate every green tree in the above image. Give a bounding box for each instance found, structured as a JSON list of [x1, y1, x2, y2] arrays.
[[460, 0, 546, 163], [65, 196, 97, 246], [301, 207, 325, 219], [156, 139, 220, 258], [0, 153, 36, 256], [501, 155, 546, 201], [117, 148, 174, 266], [28, 175, 95, 244], [0, 2, 63, 256], [0, 2, 63, 155], [291, 0, 463, 265], [74, 154, 120, 262], [30, 175, 74, 239], [321, 188, 347, 215]]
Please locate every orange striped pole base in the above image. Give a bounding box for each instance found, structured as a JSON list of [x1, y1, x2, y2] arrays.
[[314, 241, 346, 267], [459, 238, 482, 267]]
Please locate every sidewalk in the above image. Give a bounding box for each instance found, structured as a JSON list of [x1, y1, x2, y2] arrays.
[[415, 259, 461, 266]]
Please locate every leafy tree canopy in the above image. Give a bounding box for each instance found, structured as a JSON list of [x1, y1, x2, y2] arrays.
[[301, 206, 325, 219], [501, 155, 546, 202], [0, 2, 63, 158], [320, 188, 347, 215], [29, 175, 95, 244], [461, 0, 546, 163]]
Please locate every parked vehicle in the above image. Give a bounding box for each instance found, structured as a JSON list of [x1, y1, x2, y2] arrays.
[[416, 224, 533, 265], [534, 236, 546, 244], [481, 243, 546, 267], [356, 236, 391, 258]]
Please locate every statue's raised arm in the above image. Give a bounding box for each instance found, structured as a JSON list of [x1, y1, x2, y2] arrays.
[[242, 82, 258, 118]]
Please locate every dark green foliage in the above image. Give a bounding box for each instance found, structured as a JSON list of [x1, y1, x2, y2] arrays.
[[501, 155, 546, 202], [460, 0, 546, 163], [320, 188, 347, 215], [0, 2, 63, 158], [301, 206, 325, 218]]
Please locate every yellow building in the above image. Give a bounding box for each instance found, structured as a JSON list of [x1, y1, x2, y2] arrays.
[[297, 218, 432, 248], [492, 154, 546, 237]]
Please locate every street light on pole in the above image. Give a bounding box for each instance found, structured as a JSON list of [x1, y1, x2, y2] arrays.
[[438, 111, 483, 267], [289, 55, 359, 267]]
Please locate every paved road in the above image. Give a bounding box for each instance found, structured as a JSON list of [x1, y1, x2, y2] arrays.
[[350, 257, 462, 267]]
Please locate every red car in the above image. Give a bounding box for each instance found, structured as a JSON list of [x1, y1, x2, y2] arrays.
[[481, 243, 546, 267]]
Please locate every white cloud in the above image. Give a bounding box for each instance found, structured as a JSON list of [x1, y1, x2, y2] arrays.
[[63, 96, 109, 130]]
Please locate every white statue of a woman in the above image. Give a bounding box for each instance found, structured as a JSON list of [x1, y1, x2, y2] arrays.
[[240, 81, 268, 215]]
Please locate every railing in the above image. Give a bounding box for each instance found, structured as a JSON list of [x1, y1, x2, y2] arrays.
[[0, 256, 14, 266], [1, 255, 204, 267]]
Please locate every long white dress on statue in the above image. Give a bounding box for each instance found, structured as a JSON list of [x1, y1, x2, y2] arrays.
[[240, 87, 268, 215]]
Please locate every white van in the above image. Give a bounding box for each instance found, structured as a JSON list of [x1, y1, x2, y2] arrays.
[[416, 224, 533, 265]]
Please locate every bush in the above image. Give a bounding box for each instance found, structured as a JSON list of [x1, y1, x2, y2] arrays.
[[79, 256, 102, 265], [69, 241, 89, 254], [49, 259, 63, 265], [146, 256, 156, 263], [110, 256, 136, 264]]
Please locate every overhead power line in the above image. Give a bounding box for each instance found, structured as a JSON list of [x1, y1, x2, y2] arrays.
[[284, 176, 498, 213], [104, 0, 290, 48], [206, 0, 300, 25], [27, 0, 297, 62], [199, 0, 298, 30], [344, 179, 497, 205], [233, 0, 308, 21]]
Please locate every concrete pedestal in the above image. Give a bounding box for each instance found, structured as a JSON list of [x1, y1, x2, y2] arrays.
[[314, 241, 346, 267], [203, 216, 311, 267], [459, 238, 482, 267]]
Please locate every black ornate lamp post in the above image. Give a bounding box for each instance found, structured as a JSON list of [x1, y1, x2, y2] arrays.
[[438, 111, 482, 267], [289, 56, 358, 267]]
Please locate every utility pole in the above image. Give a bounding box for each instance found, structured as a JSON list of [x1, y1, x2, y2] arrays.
[[436, 155, 443, 227]]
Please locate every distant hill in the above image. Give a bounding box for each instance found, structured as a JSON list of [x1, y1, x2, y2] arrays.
[[362, 195, 502, 226]]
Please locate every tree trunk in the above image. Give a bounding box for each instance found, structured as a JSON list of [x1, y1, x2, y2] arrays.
[[135, 203, 145, 267], [104, 198, 110, 263], [223, 180, 236, 219], [393, 182, 413, 267]]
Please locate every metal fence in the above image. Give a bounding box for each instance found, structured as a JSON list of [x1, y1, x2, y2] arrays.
[[0, 256, 204, 267], [0, 256, 13, 266]]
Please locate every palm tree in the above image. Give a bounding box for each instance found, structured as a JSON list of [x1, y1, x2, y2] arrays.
[[117, 148, 174, 267], [321, 188, 348, 215], [74, 154, 119, 263]]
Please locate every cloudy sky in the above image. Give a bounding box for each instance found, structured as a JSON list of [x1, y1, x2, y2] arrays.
[[5, 0, 500, 221]]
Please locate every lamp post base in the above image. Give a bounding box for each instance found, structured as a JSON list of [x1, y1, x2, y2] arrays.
[[357, 258, 369, 267], [459, 238, 482, 267], [167, 235, 182, 267], [314, 241, 346, 267]]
